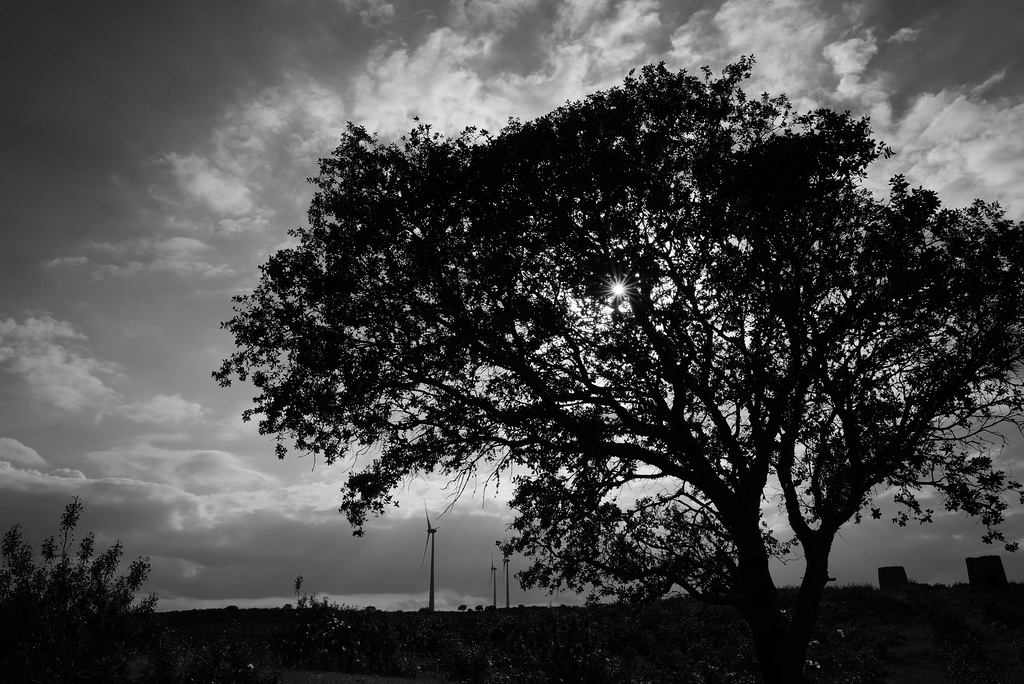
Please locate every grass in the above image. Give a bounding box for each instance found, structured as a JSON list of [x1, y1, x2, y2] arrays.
[[135, 582, 1024, 683], [280, 675, 445, 683], [807, 582, 1024, 683]]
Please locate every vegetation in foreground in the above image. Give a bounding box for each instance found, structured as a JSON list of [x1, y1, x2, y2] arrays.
[[140, 582, 1024, 684], [14, 575, 1024, 682], [0, 496, 157, 682], [5, 498, 1024, 683]]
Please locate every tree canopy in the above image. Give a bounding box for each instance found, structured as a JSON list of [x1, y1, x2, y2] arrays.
[[216, 58, 1024, 682]]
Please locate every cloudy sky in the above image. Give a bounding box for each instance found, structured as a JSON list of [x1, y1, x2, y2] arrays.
[[2, 0, 1024, 612]]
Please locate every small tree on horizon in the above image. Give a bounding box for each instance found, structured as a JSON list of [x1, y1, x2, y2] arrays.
[[215, 58, 1024, 682]]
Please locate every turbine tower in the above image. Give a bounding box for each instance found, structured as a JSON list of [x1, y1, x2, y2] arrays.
[[490, 554, 497, 609], [503, 556, 510, 608], [421, 504, 438, 611]]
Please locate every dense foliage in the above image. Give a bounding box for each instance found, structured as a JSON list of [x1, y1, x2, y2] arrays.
[[216, 58, 1024, 682], [0, 496, 157, 682]]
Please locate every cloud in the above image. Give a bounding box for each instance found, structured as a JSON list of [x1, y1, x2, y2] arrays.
[[971, 69, 1007, 97], [553, 0, 611, 35], [42, 237, 234, 279], [549, 0, 667, 79], [84, 443, 279, 496], [448, 0, 541, 32], [167, 153, 255, 217], [351, 29, 510, 137], [350, 0, 669, 140], [214, 216, 271, 236], [43, 256, 89, 269], [51, 468, 87, 479], [354, 0, 396, 28], [204, 74, 349, 164], [822, 32, 891, 127], [164, 73, 348, 225], [869, 89, 1024, 219], [887, 27, 919, 43], [669, 0, 835, 109], [334, 0, 398, 28], [0, 315, 122, 412], [0, 460, 95, 494], [46, 76, 348, 281], [824, 35, 879, 99], [0, 314, 82, 342], [660, 1, 1023, 220], [117, 393, 207, 424], [583, 0, 662, 58], [145, 237, 234, 277], [0, 437, 47, 468]]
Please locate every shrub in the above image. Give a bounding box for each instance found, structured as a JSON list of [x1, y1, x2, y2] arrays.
[[280, 574, 362, 672], [0, 495, 158, 682]]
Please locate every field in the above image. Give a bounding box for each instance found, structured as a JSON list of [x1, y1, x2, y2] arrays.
[[131, 583, 1024, 683]]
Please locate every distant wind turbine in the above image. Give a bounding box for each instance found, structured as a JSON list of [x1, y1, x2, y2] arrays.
[[490, 554, 497, 609], [421, 504, 438, 612], [503, 556, 510, 609]]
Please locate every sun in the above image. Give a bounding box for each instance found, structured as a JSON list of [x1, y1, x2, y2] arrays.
[[611, 282, 626, 298]]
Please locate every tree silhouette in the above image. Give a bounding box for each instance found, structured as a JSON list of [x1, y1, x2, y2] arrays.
[[215, 58, 1024, 682], [1, 496, 157, 680]]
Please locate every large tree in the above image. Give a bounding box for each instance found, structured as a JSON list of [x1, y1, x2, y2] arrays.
[[216, 59, 1024, 682]]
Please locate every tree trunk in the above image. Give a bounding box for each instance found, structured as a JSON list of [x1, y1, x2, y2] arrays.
[[744, 601, 805, 684], [736, 532, 835, 683], [734, 533, 808, 683], [790, 539, 834, 663]]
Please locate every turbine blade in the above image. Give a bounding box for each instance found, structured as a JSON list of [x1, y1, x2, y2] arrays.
[[424, 502, 432, 530], [421, 532, 430, 569]]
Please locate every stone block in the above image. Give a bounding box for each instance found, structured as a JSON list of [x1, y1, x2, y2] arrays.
[[878, 565, 908, 593], [966, 555, 1007, 588]]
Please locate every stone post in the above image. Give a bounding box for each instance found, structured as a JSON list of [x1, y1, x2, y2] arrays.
[[877, 565, 909, 593], [965, 555, 1007, 588]]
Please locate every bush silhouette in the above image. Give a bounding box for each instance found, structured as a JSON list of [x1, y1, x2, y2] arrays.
[[0, 495, 157, 682]]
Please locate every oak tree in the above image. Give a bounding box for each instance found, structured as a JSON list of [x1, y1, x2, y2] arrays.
[[216, 59, 1024, 682]]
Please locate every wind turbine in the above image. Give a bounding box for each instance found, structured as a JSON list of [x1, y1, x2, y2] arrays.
[[503, 556, 510, 608], [490, 554, 497, 609], [421, 504, 438, 611]]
